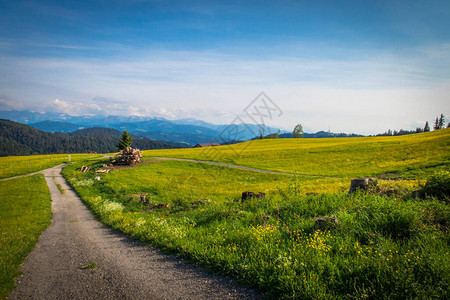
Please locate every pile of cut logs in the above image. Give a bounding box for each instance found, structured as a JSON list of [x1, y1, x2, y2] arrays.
[[111, 147, 142, 165]]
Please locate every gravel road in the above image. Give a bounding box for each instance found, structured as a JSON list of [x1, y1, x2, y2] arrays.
[[8, 165, 261, 299]]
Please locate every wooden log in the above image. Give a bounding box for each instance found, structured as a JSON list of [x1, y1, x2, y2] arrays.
[[194, 199, 211, 205], [139, 193, 148, 202], [156, 202, 170, 209], [112, 147, 142, 166]]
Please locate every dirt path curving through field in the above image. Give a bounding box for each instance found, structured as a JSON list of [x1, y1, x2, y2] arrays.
[[8, 165, 261, 299], [152, 156, 343, 179], [0, 170, 47, 181]]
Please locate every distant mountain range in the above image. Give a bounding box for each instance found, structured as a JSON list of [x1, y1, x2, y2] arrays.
[[0, 110, 282, 145], [0, 110, 157, 125], [0, 120, 187, 156], [0, 110, 365, 149]]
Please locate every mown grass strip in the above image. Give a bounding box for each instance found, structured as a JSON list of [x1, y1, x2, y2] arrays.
[[0, 175, 52, 299]]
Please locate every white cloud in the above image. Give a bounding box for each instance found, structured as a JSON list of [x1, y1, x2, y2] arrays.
[[0, 44, 449, 134], [48, 99, 103, 115], [0, 96, 23, 110]]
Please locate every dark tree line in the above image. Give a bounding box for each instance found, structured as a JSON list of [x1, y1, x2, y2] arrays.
[[377, 114, 446, 137]]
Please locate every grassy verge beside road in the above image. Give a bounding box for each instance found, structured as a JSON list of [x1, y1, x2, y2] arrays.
[[0, 175, 52, 299]]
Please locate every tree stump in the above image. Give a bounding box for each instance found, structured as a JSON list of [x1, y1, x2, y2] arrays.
[[241, 192, 266, 202], [348, 177, 376, 195], [314, 217, 340, 230]]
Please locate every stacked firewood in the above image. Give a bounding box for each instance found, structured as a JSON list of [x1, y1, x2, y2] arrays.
[[111, 147, 142, 165]]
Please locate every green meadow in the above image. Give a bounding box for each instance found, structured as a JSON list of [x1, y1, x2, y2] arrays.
[[1, 130, 448, 299], [98, 159, 348, 198], [146, 128, 450, 178], [61, 130, 449, 299], [0, 175, 52, 299]]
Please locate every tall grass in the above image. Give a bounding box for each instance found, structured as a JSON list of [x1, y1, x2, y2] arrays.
[[0, 175, 52, 299]]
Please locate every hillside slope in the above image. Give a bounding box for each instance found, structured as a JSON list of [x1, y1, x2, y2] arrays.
[[0, 120, 187, 156], [146, 129, 450, 178]]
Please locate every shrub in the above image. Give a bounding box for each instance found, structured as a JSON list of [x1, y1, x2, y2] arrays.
[[422, 171, 450, 201]]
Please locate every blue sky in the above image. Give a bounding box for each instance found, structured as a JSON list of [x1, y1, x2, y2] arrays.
[[0, 0, 449, 134]]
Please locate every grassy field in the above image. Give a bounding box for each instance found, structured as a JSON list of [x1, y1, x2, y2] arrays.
[[62, 142, 449, 299], [145, 128, 450, 178], [0, 175, 52, 299], [100, 158, 349, 198], [0, 153, 102, 179], [2, 130, 448, 299]]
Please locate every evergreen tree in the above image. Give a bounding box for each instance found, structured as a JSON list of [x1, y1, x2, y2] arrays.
[[293, 124, 304, 138], [448, 123, 450, 129], [433, 117, 439, 130], [424, 121, 430, 132], [117, 130, 132, 151], [438, 113, 445, 129]]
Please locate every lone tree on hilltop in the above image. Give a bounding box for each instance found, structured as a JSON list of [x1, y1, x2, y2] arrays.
[[424, 121, 430, 132], [117, 130, 132, 151], [293, 124, 304, 138]]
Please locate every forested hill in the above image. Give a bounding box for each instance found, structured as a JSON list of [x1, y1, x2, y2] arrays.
[[0, 119, 188, 156]]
